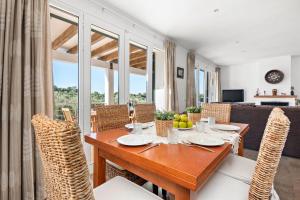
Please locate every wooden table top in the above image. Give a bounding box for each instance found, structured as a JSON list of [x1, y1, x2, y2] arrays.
[[85, 122, 249, 191]]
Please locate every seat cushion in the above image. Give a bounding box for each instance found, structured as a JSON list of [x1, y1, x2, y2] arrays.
[[191, 173, 250, 200], [94, 176, 162, 200], [217, 154, 256, 184]]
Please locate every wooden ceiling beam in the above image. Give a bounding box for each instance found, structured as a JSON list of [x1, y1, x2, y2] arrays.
[[68, 32, 105, 54], [130, 51, 146, 61], [92, 40, 118, 58], [130, 57, 146, 66], [131, 62, 146, 70], [100, 51, 118, 62], [52, 25, 77, 50]]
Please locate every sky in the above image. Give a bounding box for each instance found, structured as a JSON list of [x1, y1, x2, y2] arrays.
[[53, 60, 147, 94]]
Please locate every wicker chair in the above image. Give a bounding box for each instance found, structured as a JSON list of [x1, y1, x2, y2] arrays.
[[62, 107, 74, 122], [191, 108, 290, 200], [134, 103, 156, 123], [94, 105, 146, 186], [201, 103, 231, 123], [32, 114, 161, 200]]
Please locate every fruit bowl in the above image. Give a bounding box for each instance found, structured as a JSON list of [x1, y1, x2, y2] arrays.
[[173, 114, 194, 130], [175, 126, 195, 131]]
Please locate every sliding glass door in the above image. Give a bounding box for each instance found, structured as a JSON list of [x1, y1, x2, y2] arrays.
[[50, 7, 79, 120]]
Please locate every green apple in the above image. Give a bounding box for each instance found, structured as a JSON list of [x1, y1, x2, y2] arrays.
[[179, 121, 187, 128], [173, 121, 179, 128], [174, 114, 181, 121], [187, 121, 193, 128], [180, 114, 188, 122]]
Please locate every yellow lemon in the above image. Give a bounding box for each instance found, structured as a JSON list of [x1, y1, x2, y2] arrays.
[[174, 114, 181, 121], [179, 122, 187, 128], [173, 121, 179, 128], [180, 115, 188, 122], [187, 121, 193, 128]]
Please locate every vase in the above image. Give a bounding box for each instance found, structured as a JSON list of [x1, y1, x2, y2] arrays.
[[187, 113, 201, 124], [155, 120, 173, 137]]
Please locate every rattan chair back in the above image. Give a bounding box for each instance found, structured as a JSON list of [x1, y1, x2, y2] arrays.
[[95, 104, 130, 132], [249, 108, 290, 199], [62, 107, 73, 122], [201, 103, 231, 123], [134, 104, 156, 123], [32, 114, 94, 200]]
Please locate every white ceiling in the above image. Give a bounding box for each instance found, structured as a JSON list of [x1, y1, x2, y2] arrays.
[[100, 0, 300, 66]]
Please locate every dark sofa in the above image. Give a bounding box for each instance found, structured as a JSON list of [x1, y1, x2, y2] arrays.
[[231, 105, 300, 158]]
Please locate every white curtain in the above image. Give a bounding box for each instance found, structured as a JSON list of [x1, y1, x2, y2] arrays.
[[186, 51, 196, 107], [164, 40, 179, 112]]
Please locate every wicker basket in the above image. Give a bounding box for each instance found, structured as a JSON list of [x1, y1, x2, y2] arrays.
[[188, 113, 201, 124], [155, 119, 173, 137]]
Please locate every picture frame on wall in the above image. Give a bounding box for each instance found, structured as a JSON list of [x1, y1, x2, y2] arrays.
[[177, 67, 184, 79]]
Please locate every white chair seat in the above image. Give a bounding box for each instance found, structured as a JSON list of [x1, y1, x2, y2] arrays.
[[191, 173, 250, 200], [217, 154, 256, 184], [94, 176, 162, 200]]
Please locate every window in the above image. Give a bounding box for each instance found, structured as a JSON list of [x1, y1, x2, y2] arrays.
[[199, 69, 205, 104], [50, 7, 79, 120], [195, 68, 205, 106], [90, 25, 120, 109], [129, 43, 147, 103]]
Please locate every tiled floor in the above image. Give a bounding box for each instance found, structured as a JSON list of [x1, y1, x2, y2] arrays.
[[244, 149, 300, 200]]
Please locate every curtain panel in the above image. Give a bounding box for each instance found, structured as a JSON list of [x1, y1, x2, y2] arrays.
[[215, 67, 221, 102], [186, 51, 196, 107], [164, 40, 179, 112], [0, 0, 53, 199]]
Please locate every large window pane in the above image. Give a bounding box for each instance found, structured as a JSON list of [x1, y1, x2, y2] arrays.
[[199, 70, 205, 104], [129, 43, 147, 103], [90, 25, 119, 109], [50, 7, 79, 120]]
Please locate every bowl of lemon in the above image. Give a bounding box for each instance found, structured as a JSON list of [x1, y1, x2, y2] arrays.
[[173, 114, 194, 130]]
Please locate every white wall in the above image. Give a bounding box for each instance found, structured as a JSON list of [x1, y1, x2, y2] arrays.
[[291, 56, 300, 97], [221, 55, 293, 102]]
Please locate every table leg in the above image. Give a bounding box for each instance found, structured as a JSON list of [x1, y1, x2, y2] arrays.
[[93, 146, 106, 188], [174, 186, 190, 200], [238, 137, 244, 156]]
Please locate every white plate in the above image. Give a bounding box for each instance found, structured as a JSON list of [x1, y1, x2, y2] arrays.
[[211, 124, 241, 131], [117, 134, 153, 146], [188, 135, 224, 147], [125, 122, 154, 129]]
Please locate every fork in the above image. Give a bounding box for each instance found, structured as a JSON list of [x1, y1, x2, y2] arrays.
[[181, 140, 215, 153]]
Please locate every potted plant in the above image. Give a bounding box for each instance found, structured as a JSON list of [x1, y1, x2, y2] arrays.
[[186, 106, 201, 124], [155, 110, 174, 137]]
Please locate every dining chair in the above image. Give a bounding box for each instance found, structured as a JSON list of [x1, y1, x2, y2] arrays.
[[217, 107, 287, 184], [201, 103, 231, 123], [61, 107, 74, 122], [191, 107, 290, 200], [94, 104, 146, 186], [134, 103, 156, 123], [31, 114, 162, 200]]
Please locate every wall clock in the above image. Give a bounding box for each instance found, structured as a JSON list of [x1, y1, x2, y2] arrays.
[[265, 70, 284, 84]]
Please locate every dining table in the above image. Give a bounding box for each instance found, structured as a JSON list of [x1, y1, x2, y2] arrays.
[[85, 122, 249, 200]]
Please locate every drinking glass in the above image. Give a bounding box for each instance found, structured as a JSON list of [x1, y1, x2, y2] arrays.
[[208, 117, 216, 126], [196, 121, 205, 133], [167, 127, 177, 144], [132, 123, 143, 134]]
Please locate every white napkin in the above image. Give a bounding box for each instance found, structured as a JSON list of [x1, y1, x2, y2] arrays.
[[204, 126, 240, 154]]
